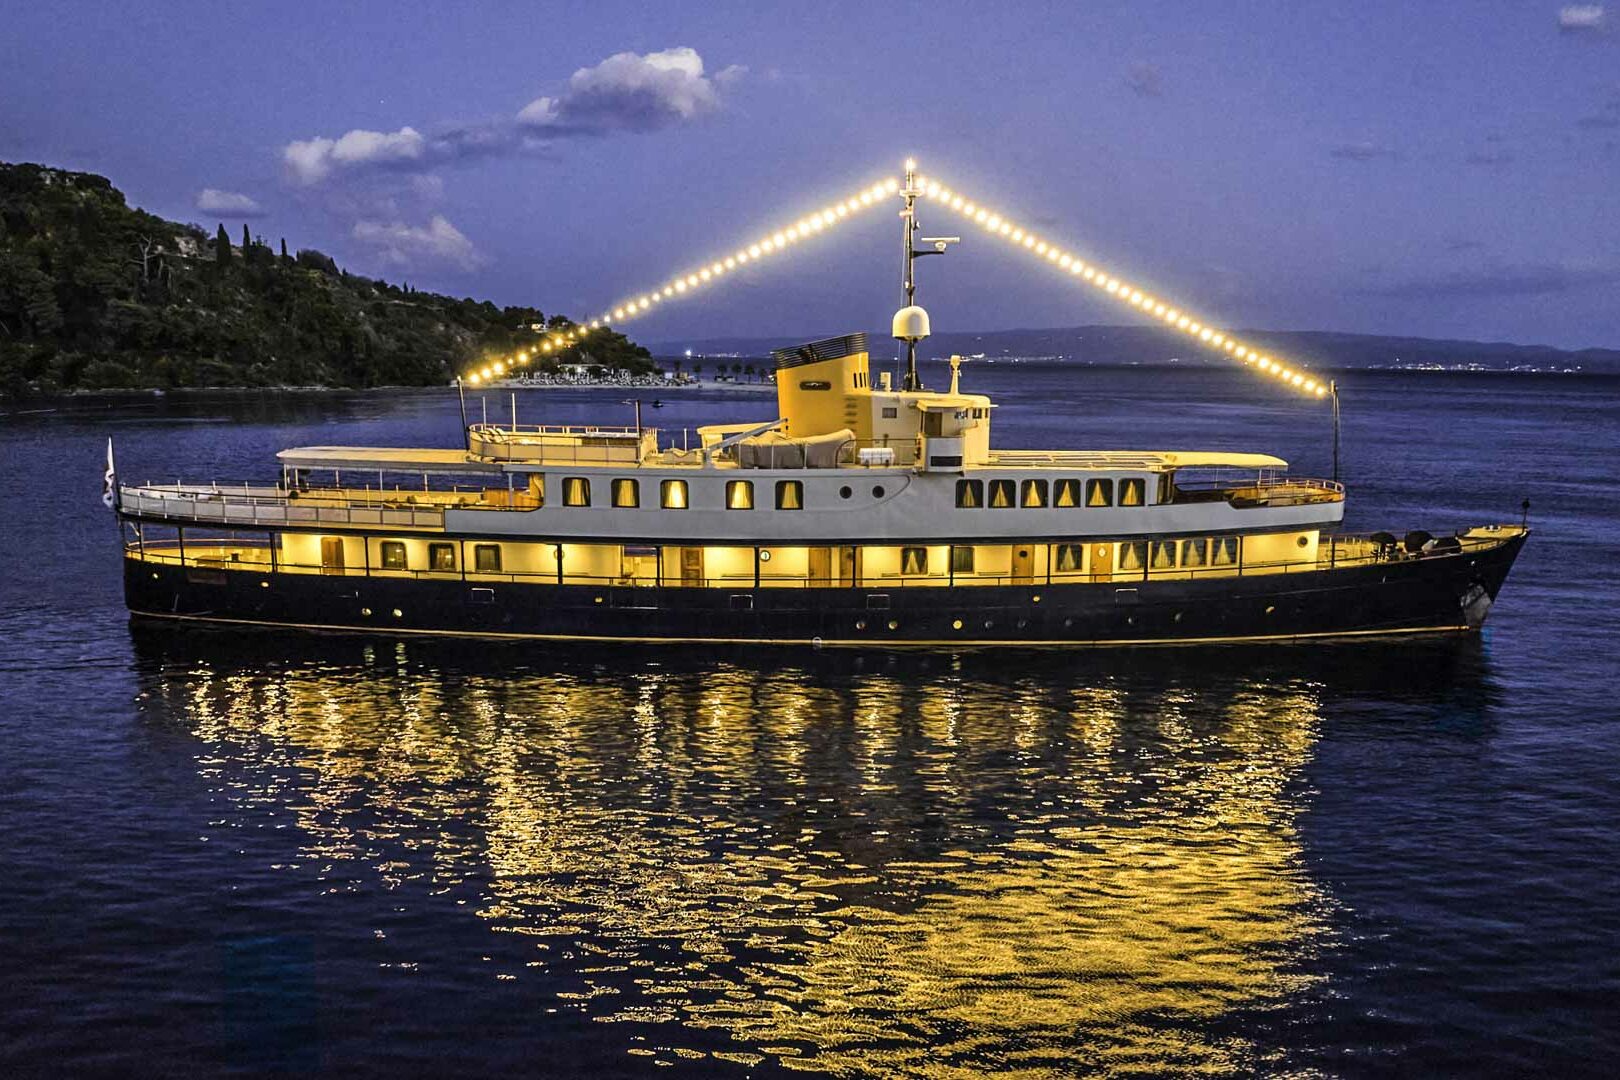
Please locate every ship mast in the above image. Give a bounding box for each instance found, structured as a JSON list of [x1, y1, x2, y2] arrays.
[[896, 158, 958, 392]]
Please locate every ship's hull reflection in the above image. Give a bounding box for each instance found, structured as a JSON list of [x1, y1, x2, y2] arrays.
[[129, 626, 1497, 1075]]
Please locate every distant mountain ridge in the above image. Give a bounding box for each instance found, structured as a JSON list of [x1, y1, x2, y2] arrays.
[[651, 325, 1620, 374]]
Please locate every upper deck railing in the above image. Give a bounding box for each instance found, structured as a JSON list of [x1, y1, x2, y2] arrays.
[[467, 423, 658, 466], [119, 483, 450, 528]]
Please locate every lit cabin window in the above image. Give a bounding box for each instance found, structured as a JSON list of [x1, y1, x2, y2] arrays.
[[1021, 479, 1048, 508], [951, 546, 975, 573], [776, 480, 803, 510], [726, 480, 754, 510], [428, 542, 456, 571], [1120, 478, 1145, 506], [1182, 537, 1208, 567], [1055, 544, 1085, 572], [380, 541, 407, 570], [1212, 537, 1239, 566], [1054, 479, 1081, 507], [901, 546, 928, 575], [956, 479, 983, 508], [1085, 479, 1114, 507], [661, 479, 688, 509], [1150, 540, 1178, 569], [611, 478, 639, 508], [989, 479, 1016, 509], [563, 477, 590, 507], [474, 544, 502, 572], [1119, 541, 1147, 571]]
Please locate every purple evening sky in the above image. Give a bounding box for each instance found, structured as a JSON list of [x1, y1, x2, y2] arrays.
[[2, 1, 1617, 349]]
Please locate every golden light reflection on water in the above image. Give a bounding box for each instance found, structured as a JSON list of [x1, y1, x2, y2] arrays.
[[144, 635, 1354, 1075]]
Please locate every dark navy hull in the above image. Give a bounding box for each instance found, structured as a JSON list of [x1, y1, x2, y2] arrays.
[[124, 533, 1524, 646]]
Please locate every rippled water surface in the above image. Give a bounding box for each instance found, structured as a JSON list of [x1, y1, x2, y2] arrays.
[[2, 366, 1617, 1076]]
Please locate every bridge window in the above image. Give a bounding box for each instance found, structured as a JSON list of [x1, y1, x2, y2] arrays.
[[989, 479, 1016, 509], [429, 542, 456, 571], [1055, 478, 1081, 507], [1212, 536, 1239, 566], [611, 478, 639, 508], [901, 546, 928, 575], [474, 544, 502, 573], [1120, 478, 1145, 506], [563, 477, 590, 507], [775, 480, 803, 510], [955, 479, 983, 508], [726, 480, 754, 510], [1119, 541, 1147, 571], [1021, 479, 1048, 508], [1181, 537, 1208, 567], [1055, 543, 1084, 572], [951, 546, 975, 573], [1150, 540, 1178, 569], [661, 479, 688, 509], [1086, 479, 1114, 507]]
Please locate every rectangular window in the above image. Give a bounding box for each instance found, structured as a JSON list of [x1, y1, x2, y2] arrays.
[[901, 546, 928, 575], [380, 540, 407, 570], [1150, 540, 1178, 569], [1055, 478, 1082, 508], [775, 480, 803, 510], [661, 479, 688, 509], [611, 478, 639, 508], [474, 544, 502, 573], [726, 480, 754, 510], [1182, 538, 1208, 567], [1120, 477, 1145, 507], [429, 542, 456, 571], [1021, 479, 1048, 508], [563, 477, 590, 507], [882, 407, 899, 419], [951, 546, 975, 573], [1086, 478, 1114, 507], [1119, 541, 1147, 571], [1055, 543, 1085, 572], [989, 479, 1016, 509], [955, 479, 983, 508], [1212, 536, 1239, 566]]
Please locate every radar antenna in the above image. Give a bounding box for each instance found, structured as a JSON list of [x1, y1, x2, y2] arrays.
[[897, 158, 959, 391]]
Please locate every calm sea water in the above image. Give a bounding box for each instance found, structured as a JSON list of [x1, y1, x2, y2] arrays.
[[1, 364, 1617, 1076]]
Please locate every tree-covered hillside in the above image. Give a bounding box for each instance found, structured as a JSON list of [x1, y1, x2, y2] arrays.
[[0, 162, 654, 396]]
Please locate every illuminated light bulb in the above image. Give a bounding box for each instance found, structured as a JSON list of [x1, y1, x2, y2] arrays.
[[1105, 280, 1121, 295], [1022, 235, 1036, 248], [998, 221, 1012, 235], [926, 181, 940, 196], [772, 232, 786, 246], [638, 299, 650, 310], [784, 226, 799, 241], [467, 373, 481, 385], [480, 366, 492, 379], [1153, 303, 1167, 316], [699, 269, 712, 281], [1058, 254, 1072, 268], [1176, 316, 1190, 329], [1035, 242, 1049, 255], [1046, 248, 1060, 262], [613, 308, 625, 319], [1198, 328, 1213, 342], [986, 214, 1001, 229], [974, 209, 989, 223], [885, 178, 899, 192], [737, 252, 750, 264], [724, 256, 737, 269], [1129, 293, 1144, 307], [905, 158, 916, 171], [1011, 228, 1025, 242], [711, 262, 724, 274], [1187, 321, 1202, 334], [836, 204, 849, 217], [674, 281, 686, 293], [1083, 267, 1097, 281], [748, 244, 761, 257]]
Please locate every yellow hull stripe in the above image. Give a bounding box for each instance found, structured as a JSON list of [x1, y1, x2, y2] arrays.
[[129, 609, 1474, 649]]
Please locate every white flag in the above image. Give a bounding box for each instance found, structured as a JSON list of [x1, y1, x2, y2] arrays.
[[102, 437, 116, 509]]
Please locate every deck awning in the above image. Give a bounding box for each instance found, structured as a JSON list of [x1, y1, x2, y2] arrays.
[[276, 446, 503, 474]]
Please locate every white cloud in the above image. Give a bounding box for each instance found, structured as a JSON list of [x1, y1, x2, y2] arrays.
[[283, 126, 426, 185], [1559, 5, 1605, 32], [351, 215, 485, 271], [517, 47, 741, 134], [195, 188, 266, 217]]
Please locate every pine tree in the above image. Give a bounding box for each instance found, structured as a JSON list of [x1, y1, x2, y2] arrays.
[[242, 223, 250, 250], [215, 224, 232, 268], [280, 238, 288, 260]]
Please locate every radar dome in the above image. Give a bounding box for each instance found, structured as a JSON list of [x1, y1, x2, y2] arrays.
[[892, 305, 931, 341]]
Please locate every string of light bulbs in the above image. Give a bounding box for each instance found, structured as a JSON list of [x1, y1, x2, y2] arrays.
[[909, 172, 1328, 397], [463, 176, 901, 385]]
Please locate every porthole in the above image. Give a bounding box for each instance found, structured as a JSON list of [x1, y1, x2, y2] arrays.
[[984, 620, 994, 629], [1031, 594, 1041, 603], [594, 596, 604, 604], [840, 486, 853, 499], [1265, 605, 1276, 614], [1174, 612, 1183, 623], [260, 581, 269, 588], [759, 549, 772, 563], [361, 607, 372, 616], [1064, 618, 1074, 628], [855, 619, 867, 630], [1016, 619, 1027, 629], [1297, 536, 1309, 548], [952, 619, 963, 630], [887, 620, 899, 630], [391, 608, 403, 618], [872, 485, 886, 498]]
